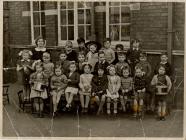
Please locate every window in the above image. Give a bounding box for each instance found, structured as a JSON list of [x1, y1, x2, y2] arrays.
[[30, 1, 46, 45], [106, 2, 130, 48], [57, 1, 92, 46]]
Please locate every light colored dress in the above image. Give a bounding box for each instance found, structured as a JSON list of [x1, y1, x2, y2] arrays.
[[103, 48, 115, 64], [86, 51, 98, 71], [79, 73, 94, 96], [106, 75, 121, 99]]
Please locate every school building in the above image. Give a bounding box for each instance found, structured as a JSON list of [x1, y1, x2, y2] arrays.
[[3, 1, 184, 109]]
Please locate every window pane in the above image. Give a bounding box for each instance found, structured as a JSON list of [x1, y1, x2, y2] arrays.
[[121, 25, 130, 41], [86, 9, 91, 24], [67, 2, 74, 9], [61, 11, 66, 25], [41, 12, 45, 25], [121, 7, 130, 23], [78, 26, 84, 38], [61, 2, 66, 9], [40, 2, 45, 10], [121, 2, 130, 5], [110, 7, 120, 23], [68, 26, 74, 40], [110, 2, 120, 6], [110, 25, 119, 41], [41, 27, 46, 39], [33, 12, 40, 25], [34, 27, 40, 39], [61, 26, 67, 40], [85, 2, 91, 8], [86, 26, 91, 40], [78, 2, 84, 8], [78, 10, 84, 24], [68, 10, 74, 25], [33, 2, 39, 11]]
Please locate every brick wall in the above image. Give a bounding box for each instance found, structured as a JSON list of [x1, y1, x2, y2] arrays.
[[9, 1, 31, 45]]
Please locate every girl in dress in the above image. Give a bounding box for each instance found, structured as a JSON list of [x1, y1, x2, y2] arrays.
[[79, 63, 93, 113], [106, 65, 121, 116], [77, 52, 86, 75], [29, 62, 48, 118], [64, 62, 80, 111]]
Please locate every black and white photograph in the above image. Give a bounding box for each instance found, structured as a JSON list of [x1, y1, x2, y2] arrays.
[[2, 0, 184, 138]]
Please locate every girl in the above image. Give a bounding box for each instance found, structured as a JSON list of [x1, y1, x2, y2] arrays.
[[77, 52, 86, 74], [79, 63, 93, 113], [133, 67, 146, 118], [119, 67, 133, 112], [102, 38, 115, 64], [151, 66, 172, 121], [106, 65, 121, 116], [64, 62, 80, 111], [77, 37, 88, 55], [91, 66, 108, 115], [17, 49, 33, 101], [65, 40, 78, 62], [29, 62, 48, 118], [86, 43, 98, 72], [55, 51, 70, 75], [112, 44, 124, 65], [50, 67, 68, 116]]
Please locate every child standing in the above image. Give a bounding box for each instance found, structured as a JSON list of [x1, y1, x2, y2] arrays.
[[77, 52, 86, 75], [17, 49, 33, 100], [65, 41, 78, 62], [86, 43, 98, 72], [77, 37, 88, 55], [126, 39, 142, 76], [151, 66, 172, 121], [64, 62, 80, 111], [112, 44, 124, 65], [79, 63, 93, 113], [119, 67, 133, 112], [94, 51, 109, 75], [29, 62, 48, 117], [55, 51, 70, 75], [133, 67, 146, 118], [50, 67, 68, 116], [91, 66, 108, 115], [106, 65, 121, 116], [102, 38, 115, 64], [115, 52, 130, 76]]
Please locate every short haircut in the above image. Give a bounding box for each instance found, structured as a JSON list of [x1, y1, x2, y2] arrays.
[[77, 37, 85, 44], [59, 50, 67, 55], [43, 52, 50, 58], [160, 52, 168, 57], [117, 51, 126, 56], [78, 52, 85, 57], [115, 44, 124, 50], [65, 40, 73, 47], [103, 38, 111, 43], [98, 50, 105, 56]]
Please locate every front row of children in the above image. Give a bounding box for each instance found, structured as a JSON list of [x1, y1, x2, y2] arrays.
[[17, 49, 172, 121]]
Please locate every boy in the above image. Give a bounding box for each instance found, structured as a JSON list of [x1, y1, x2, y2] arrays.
[[77, 37, 88, 55], [65, 41, 78, 62]]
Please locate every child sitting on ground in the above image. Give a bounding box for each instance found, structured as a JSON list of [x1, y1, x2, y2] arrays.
[[106, 65, 121, 116], [50, 67, 68, 116], [91, 65, 108, 115], [79, 63, 93, 113], [133, 67, 146, 118], [115, 52, 130, 76], [17, 49, 33, 101], [119, 66, 133, 112], [151, 65, 172, 121]]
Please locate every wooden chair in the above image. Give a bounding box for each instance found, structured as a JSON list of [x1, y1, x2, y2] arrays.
[[3, 84, 10, 104]]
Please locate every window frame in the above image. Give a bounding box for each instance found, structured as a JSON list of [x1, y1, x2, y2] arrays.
[[106, 2, 131, 49]]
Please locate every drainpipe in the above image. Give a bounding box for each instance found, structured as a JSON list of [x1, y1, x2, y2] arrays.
[[167, 2, 173, 64]]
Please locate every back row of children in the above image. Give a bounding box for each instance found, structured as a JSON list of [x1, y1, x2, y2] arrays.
[[16, 36, 172, 120]]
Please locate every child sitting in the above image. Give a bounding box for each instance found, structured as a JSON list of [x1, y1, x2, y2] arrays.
[[29, 62, 48, 118], [17, 49, 33, 101], [86, 43, 98, 72], [65, 40, 78, 62], [64, 61, 80, 111], [133, 67, 146, 118], [91, 66, 108, 115], [126, 39, 142, 76], [151, 66, 172, 121], [94, 51, 109, 75], [115, 52, 130, 76], [77, 52, 86, 75], [106, 65, 121, 116], [112, 44, 124, 65], [77, 37, 88, 55], [119, 67, 133, 112], [102, 38, 115, 64], [79, 63, 93, 113], [50, 67, 68, 116], [55, 51, 70, 75]]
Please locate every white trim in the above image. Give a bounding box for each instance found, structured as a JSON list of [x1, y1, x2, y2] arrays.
[[74, 2, 78, 42], [106, 2, 109, 38], [57, 1, 61, 46], [30, 2, 34, 45]]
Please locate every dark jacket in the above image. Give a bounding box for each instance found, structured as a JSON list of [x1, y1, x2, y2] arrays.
[[66, 71, 80, 88], [91, 75, 108, 93]]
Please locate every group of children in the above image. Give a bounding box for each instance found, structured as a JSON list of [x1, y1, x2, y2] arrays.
[[16, 37, 172, 121]]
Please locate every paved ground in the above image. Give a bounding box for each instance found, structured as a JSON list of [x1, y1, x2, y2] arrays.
[[2, 83, 183, 137]]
